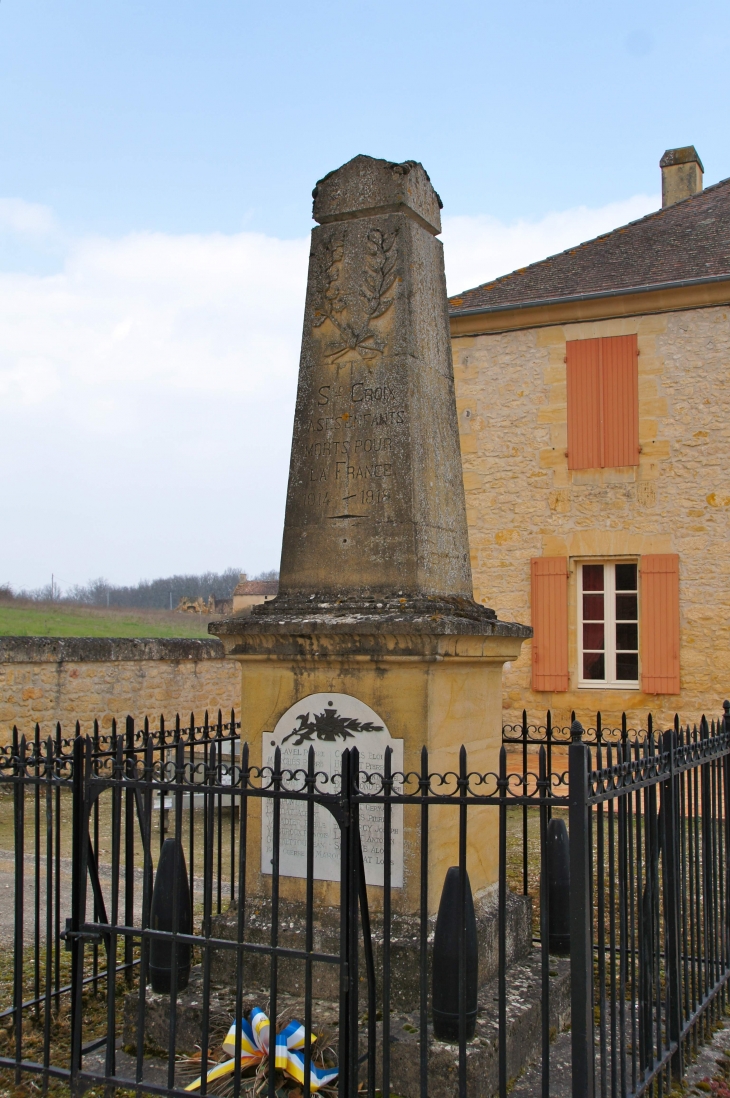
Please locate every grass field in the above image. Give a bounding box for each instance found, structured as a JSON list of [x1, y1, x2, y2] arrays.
[[0, 599, 215, 639]]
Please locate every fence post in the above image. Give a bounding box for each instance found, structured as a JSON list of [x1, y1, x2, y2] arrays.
[[69, 735, 89, 1089], [336, 747, 357, 1098], [662, 728, 683, 1079], [13, 732, 25, 1085], [124, 716, 135, 983], [700, 716, 713, 1016], [569, 720, 594, 1098], [724, 702, 730, 986], [347, 747, 363, 1098]]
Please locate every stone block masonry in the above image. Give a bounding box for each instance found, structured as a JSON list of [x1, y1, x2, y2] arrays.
[[0, 637, 240, 743], [453, 305, 730, 728], [274, 154, 476, 607]]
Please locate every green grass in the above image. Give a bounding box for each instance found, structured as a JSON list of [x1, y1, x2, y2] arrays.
[[0, 601, 214, 639], [0, 937, 140, 1098]]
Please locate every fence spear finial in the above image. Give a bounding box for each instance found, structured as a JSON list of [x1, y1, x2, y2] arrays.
[[570, 719, 585, 743]]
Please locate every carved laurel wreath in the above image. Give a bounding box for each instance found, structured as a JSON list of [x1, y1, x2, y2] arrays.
[[281, 704, 384, 745], [312, 228, 398, 361]]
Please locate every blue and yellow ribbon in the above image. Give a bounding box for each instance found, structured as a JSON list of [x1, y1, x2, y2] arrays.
[[185, 1009, 338, 1092]]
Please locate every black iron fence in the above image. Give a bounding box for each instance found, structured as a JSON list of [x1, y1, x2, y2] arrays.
[[1, 705, 729, 1098], [503, 710, 669, 902], [0, 712, 242, 1090], [570, 706, 730, 1098]]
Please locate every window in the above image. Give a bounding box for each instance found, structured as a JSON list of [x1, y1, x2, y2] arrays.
[[531, 553, 679, 694], [579, 562, 639, 687], [566, 335, 639, 470]]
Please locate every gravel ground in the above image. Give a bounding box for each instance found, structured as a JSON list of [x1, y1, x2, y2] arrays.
[[509, 1010, 730, 1096]]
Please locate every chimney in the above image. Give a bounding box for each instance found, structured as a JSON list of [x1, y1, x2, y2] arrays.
[[660, 146, 704, 207]]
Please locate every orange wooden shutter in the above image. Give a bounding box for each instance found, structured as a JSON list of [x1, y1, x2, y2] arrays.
[[566, 338, 601, 470], [566, 335, 639, 469], [640, 554, 680, 694], [602, 335, 639, 468], [531, 557, 569, 691]]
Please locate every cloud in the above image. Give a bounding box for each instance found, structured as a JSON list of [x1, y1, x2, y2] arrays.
[[0, 356, 61, 404], [0, 198, 58, 237], [441, 194, 659, 296], [0, 224, 311, 588], [0, 192, 658, 587], [0, 229, 310, 412]]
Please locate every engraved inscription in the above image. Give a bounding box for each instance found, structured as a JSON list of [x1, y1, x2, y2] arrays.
[[261, 694, 404, 888], [304, 488, 390, 509], [335, 461, 393, 480], [297, 367, 406, 514], [306, 437, 392, 458], [307, 410, 405, 431], [351, 382, 395, 402]]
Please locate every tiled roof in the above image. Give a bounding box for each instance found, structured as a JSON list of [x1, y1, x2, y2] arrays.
[[449, 176, 730, 315], [233, 580, 279, 596]]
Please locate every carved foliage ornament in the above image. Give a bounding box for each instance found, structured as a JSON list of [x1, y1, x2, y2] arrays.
[[281, 703, 384, 745], [312, 228, 398, 362]]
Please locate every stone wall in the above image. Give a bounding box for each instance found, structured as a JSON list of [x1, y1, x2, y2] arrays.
[[0, 637, 240, 743], [452, 304, 730, 728]]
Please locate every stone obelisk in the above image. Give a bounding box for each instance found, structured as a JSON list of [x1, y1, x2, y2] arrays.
[[212, 156, 529, 912]]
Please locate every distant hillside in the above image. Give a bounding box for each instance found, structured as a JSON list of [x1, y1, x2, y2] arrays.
[[4, 568, 279, 611]]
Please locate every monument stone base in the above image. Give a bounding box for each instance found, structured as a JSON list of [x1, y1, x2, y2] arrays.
[[207, 884, 532, 1007], [214, 625, 526, 913], [122, 934, 572, 1098]]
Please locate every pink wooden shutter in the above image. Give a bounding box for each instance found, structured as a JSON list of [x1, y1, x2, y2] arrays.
[[602, 335, 639, 468], [640, 554, 680, 694], [566, 339, 601, 470], [531, 557, 569, 691]]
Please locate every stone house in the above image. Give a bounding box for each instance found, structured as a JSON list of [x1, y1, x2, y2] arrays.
[[231, 573, 279, 614], [449, 147, 730, 727]]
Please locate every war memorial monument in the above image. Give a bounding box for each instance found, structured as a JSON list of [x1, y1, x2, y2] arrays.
[[212, 153, 530, 910]]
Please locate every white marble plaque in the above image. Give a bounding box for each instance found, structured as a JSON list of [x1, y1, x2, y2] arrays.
[[261, 693, 403, 887]]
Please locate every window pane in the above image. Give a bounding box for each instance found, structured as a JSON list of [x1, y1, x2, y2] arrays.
[[583, 623, 605, 649], [616, 652, 639, 680], [616, 623, 638, 650], [583, 593, 604, 620], [583, 564, 604, 591], [616, 594, 638, 620], [583, 652, 605, 680], [615, 563, 637, 591]]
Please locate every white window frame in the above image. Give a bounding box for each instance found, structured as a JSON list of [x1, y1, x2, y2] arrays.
[[577, 560, 640, 689]]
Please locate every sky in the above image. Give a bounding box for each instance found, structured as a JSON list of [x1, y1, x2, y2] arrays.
[[1, 0, 728, 590]]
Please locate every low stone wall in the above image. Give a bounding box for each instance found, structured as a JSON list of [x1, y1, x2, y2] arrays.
[[0, 637, 240, 743]]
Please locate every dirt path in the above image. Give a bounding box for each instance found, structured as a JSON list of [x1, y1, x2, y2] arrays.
[[0, 850, 213, 945]]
